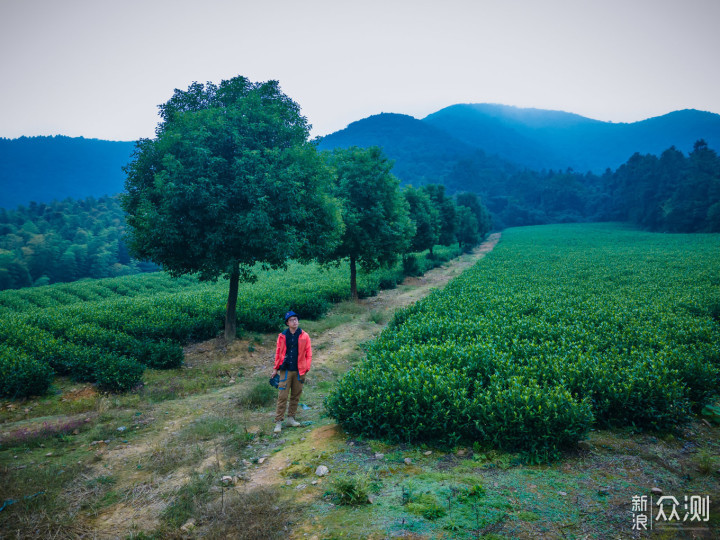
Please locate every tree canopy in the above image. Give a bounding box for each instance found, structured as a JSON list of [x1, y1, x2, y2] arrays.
[[421, 184, 457, 246], [456, 191, 492, 239], [0, 196, 152, 291], [403, 186, 440, 253], [122, 76, 342, 340]]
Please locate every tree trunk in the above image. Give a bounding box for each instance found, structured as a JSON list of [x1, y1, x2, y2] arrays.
[[350, 255, 358, 300], [225, 262, 240, 342]]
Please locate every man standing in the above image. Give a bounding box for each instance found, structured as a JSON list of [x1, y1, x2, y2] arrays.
[[272, 310, 312, 433]]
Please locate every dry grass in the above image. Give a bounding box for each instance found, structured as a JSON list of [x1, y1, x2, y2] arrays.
[[196, 487, 302, 539]]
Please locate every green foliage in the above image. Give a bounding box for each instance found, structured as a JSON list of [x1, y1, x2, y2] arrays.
[[240, 380, 277, 407], [94, 355, 144, 392], [470, 377, 594, 462], [404, 186, 440, 252], [142, 340, 184, 369], [0, 245, 462, 396], [456, 191, 492, 239], [0, 196, 155, 291], [406, 493, 446, 520], [421, 184, 457, 246], [0, 344, 55, 398], [455, 205, 480, 252], [330, 474, 371, 506], [609, 141, 720, 233], [402, 254, 421, 277], [326, 224, 720, 461]]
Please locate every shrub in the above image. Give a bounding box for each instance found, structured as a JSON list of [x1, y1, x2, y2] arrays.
[[142, 340, 184, 369], [94, 355, 144, 392], [403, 255, 421, 277], [326, 225, 720, 461], [0, 345, 55, 398], [0, 250, 466, 396], [407, 493, 446, 520], [240, 381, 277, 407], [470, 376, 594, 462]]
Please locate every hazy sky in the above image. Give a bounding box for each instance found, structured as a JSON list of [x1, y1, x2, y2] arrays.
[[1, 0, 718, 141]]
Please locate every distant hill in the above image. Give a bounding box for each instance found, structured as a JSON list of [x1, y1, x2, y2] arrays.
[[422, 104, 720, 173], [317, 104, 720, 177], [317, 113, 478, 183], [0, 136, 135, 210]]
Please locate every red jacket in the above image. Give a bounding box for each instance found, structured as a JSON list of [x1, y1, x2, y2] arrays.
[[274, 329, 312, 376]]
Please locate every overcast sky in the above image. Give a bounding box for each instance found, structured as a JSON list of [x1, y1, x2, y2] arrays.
[[1, 0, 718, 141]]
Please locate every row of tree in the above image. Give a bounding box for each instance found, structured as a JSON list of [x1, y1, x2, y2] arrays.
[[0, 197, 155, 290], [0, 178, 488, 293], [326, 147, 491, 298], [121, 76, 491, 339]]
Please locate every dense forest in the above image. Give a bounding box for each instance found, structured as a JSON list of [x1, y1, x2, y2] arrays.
[[0, 196, 156, 290], [605, 140, 720, 232], [477, 140, 720, 232]]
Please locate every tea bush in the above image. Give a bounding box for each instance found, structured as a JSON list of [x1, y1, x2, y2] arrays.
[[0, 344, 55, 398], [94, 355, 145, 392]]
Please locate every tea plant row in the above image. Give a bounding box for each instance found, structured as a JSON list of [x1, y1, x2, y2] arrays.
[[325, 223, 720, 461]]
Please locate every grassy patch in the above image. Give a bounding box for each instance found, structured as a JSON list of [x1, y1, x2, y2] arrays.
[[328, 474, 371, 506], [238, 380, 276, 407], [0, 458, 93, 539], [177, 415, 239, 443], [197, 486, 302, 539], [406, 492, 447, 520], [160, 472, 215, 528], [368, 309, 388, 325], [693, 447, 719, 476], [143, 442, 206, 475]]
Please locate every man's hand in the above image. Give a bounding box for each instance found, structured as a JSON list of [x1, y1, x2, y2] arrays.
[[272, 369, 278, 377]]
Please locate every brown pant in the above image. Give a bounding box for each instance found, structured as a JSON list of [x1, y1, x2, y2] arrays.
[[275, 370, 304, 422]]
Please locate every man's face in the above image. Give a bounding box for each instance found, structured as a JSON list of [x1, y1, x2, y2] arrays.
[[287, 316, 299, 330]]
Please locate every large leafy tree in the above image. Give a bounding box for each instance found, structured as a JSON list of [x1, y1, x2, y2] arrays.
[[122, 76, 341, 340], [325, 146, 414, 299]]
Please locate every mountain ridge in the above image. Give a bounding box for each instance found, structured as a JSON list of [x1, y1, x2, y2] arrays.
[[421, 104, 720, 173]]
